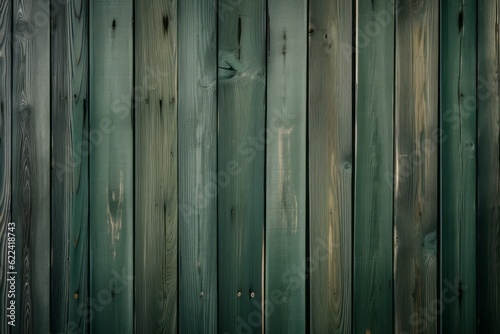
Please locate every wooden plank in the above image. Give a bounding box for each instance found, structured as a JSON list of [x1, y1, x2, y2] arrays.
[[89, 0, 133, 332], [308, 0, 353, 332], [353, 1, 394, 333], [477, 0, 500, 331], [394, 1, 439, 333], [178, 0, 217, 333], [0, 0, 12, 332], [217, 0, 266, 332], [440, 0, 476, 332], [11, 0, 50, 332], [265, 0, 307, 332], [134, 0, 177, 332]]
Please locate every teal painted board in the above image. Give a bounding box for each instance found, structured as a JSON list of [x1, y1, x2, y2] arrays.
[[354, 0, 394, 333], [134, 0, 178, 332], [265, 0, 307, 332], [90, 0, 133, 332], [477, 0, 500, 331], [440, 0, 477, 332], [12, 0, 50, 332], [394, 1, 439, 333], [308, 0, 353, 332], [0, 0, 12, 332], [217, 0, 266, 332], [178, 0, 217, 333]]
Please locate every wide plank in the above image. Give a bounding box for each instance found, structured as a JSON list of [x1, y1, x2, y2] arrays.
[[134, 0, 178, 332], [394, 1, 439, 333], [265, 0, 307, 332], [440, 0, 477, 332], [178, 0, 217, 333], [308, 0, 353, 332], [354, 1, 394, 333]]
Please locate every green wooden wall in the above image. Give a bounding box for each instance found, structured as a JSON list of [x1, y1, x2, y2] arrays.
[[0, 0, 499, 333]]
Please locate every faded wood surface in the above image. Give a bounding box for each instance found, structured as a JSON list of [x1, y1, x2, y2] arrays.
[[90, 0, 133, 332], [477, 0, 500, 332], [0, 0, 12, 332], [308, 0, 353, 332], [12, 0, 50, 332], [265, 0, 307, 332], [394, 1, 439, 333], [353, 1, 394, 333], [134, 0, 178, 332], [178, 0, 217, 333], [440, 0, 477, 332], [217, 0, 266, 332]]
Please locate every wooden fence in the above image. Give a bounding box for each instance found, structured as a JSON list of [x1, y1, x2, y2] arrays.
[[0, 0, 499, 333]]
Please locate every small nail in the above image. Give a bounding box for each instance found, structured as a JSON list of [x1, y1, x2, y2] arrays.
[[200, 292, 204, 297], [73, 293, 79, 299], [250, 292, 255, 298], [237, 291, 242, 297]]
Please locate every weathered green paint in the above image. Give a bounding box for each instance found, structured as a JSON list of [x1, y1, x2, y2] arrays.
[[265, 0, 307, 332], [309, 0, 353, 332], [477, 0, 500, 332], [90, 0, 133, 332], [134, 0, 178, 332], [394, 1, 439, 333], [440, 0, 477, 332], [217, 0, 266, 332], [178, 0, 217, 332], [354, 1, 394, 333]]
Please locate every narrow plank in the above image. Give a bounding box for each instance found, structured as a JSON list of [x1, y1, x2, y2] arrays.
[[308, 0, 353, 332], [265, 0, 307, 332], [394, 1, 439, 333], [89, 0, 133, 332], [353, 0, 394, 333], [217, 0, 266, 332], [477, 0, 500, 331], [440, 0, 476, 332], [0, 0, 12, 332], [11, 0, 50, 332], [178, 0, 217, 332], [134, 0, 178, 332]]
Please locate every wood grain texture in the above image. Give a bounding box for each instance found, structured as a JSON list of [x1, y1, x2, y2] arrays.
[[440, 0, 476, 332], [11, 0, 50, 332], [0, 0, 12, 332], [353, 1, 394, 333], [134, 0, 178, 332], [265, 0, 306, 332], [308, 0, 353, 332], [178, 0, 217, 333], [394, 1, 439, 333], [90, 0, 133, 332], [477, 0, 500, 331], [217, 0, 266, 332]]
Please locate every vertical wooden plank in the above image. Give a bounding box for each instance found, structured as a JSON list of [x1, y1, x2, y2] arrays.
[[477, 0, 500, 331], [394, 1, 439, 333], [0, 0, 12, 332], [90, 0, 133, 332], [440, 0, 477, 332], [217, 0, 266, 332], [134, 0, 177, 332], [265, 0, 306, 332], [353, 1, 394, 333], [11, 0, 50, 332], [308, 0, 353, 332], [178, 0, 217, 333]]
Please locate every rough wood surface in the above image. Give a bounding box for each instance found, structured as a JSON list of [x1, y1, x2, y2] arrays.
[[265, 0, 307, 332], [90, 0, 133, 332], [354, 1, 394, 333], [134, 0, 178, 332], [394, 1, 439, 333], [178, 0, 217, 333], [217, 0, 266, 332], [440, 0, 477, 332], [477, 0, 500, 331]]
